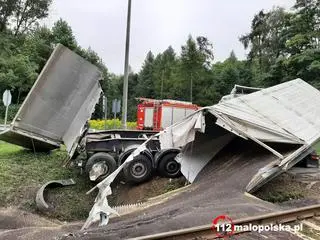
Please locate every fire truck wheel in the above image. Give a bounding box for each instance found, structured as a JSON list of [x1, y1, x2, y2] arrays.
[[85, 152, 117, 182], [158, 152, 182, 178], [123, 154, 152, 184]]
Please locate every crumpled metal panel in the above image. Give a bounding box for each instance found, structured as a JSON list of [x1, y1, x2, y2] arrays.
[[83, 79, 320, 229], [213, 79, 320, 145], [0, 128, 59, 151], [0, 44, 102, 154]]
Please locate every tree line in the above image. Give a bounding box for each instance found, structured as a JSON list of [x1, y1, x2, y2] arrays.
[[0, 0, 319, 121]]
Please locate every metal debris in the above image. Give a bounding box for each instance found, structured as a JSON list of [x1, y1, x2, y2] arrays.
[[0, 44, 102, 156], [83, 79, 320, 229], [35, 179, 76, 212]]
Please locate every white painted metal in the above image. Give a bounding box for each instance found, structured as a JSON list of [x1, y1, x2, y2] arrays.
[[2, 90, 12, 107], [161, 106, 173, 129], [172, 107, 186, 124], [144, 107, 154, 128], [186, 109, 195, 117], [0, 44, 102, 155], [213, 79, 320, 145]]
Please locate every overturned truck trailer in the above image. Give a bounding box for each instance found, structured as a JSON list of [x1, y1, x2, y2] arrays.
[[0, 44, 102, 155], [162, 78, 320, 192], [84, 78, 320, 229]]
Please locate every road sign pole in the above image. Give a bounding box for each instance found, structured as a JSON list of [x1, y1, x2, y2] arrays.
[[4, 105, 8, 126], [104, 96, 107, 130]]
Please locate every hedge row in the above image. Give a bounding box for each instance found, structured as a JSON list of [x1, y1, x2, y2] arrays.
[[89, 119, 137, 130]]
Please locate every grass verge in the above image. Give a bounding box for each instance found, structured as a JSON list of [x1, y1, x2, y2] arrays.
[[0, 141, 95, 221]]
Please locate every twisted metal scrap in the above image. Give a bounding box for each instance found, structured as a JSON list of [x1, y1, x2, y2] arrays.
[[82, 111, 205, 230], [81, 138, 154, 230]]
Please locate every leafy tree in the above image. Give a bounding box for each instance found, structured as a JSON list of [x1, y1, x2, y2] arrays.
[[52, 19, 77, 50], [152, 46, 178, 99], [0, 0, 17, 32], [0, 53, 38, 103], [135, 51, 155, 98], [22, 26, 53, 71], [13, 0, 52, 35], [179, 35, 214, 102], [240, 8, 291, 84], [211, 52, 252, 101], [286, 0, 320, 53]]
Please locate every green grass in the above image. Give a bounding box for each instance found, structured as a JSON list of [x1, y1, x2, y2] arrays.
[[314, 141, 320, 153], [0, 141, 96, 221]]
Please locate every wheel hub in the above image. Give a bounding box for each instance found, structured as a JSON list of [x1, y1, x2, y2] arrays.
[[131, 162, 146, 178], [89, 162, 109, 181], [166, 161, 179, 174]]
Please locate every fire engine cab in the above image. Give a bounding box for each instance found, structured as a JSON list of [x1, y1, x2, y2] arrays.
[[136, 98, 199, 131]]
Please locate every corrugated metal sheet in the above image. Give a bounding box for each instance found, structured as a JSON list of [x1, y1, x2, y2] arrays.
[[0, 44, 102, 154], [213, 79, 320, 145]]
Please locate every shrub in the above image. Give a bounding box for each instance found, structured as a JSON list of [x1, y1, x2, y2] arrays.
[[89, 119, 137, 130], [0, 104, 21, 123]]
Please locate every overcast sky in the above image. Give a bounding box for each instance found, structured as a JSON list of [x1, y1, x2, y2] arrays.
[[46, 0, 295, 74]]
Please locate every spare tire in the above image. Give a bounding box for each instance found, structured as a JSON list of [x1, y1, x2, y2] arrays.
[[85, 152, 117, 182], [158, 152, 182, 178], [123, 154, 152, 184]]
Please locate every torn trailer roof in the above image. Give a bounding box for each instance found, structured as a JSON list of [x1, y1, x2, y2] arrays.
[[161, 79, 320, 190], [0, 44, 102, 155], [83, 78, 320, 229]]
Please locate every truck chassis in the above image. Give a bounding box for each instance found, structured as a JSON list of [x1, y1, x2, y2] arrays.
[[75, 129, 181, 183]]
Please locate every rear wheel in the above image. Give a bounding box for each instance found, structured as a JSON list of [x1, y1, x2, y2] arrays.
[[85, 152, 117, 182], [123, 154, 152, 184], [158, 152, 182, 178]]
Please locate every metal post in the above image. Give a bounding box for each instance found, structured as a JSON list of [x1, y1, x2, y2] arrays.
[[4, 105, 8, 126], [104, 96, 107, 130], [190, 73, 193, 103], [161, 69, 164, 99], [122, 0, 132, 129]]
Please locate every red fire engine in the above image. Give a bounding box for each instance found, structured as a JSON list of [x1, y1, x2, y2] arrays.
[[136, 98, 199, 131]]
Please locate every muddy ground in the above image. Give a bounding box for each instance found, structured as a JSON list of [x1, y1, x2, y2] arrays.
[[2, 139, 320, 240], [60, 139, 301, 240]]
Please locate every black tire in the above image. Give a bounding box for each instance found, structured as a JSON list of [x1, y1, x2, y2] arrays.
[[85, 152, 117, 182], [158, 152, 182, 178], [123, 154, 152, 184]]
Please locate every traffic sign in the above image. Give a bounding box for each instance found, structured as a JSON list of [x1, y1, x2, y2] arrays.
[[2, 90, 12, 107], [112, 99, 121, 114]]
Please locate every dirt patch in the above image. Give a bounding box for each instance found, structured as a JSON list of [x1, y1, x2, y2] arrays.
[[0, 207, 58, 229], [254, 170, 320, 207], [109, 176, 187, 206], [0, 141, 186, 224], [0, 208, 82, 240], [254, 173, 307, 203]]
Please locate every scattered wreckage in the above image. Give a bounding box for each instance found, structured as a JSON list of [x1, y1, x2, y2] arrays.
[[0, 45, 182, 213], [1, 44, 320, 231], [35, 179, 76, 212], [83, 78, 320, 229], [0, 44, 182, 185]]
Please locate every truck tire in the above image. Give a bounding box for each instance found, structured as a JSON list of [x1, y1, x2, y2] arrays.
[[85, 152, 117, 182], [123, 154, 152, 184], [158, 152, 182, 178]]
